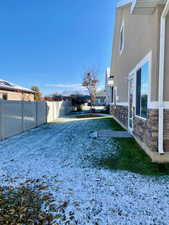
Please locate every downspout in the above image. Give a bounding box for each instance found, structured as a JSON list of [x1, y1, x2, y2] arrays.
[[158, 0, 169, 154]]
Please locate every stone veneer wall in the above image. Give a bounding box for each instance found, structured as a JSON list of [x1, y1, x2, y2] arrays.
[[110, 105, 128, 128], [164, 110, 169, 152], [110, 106, 169, 153], [133, 109, 169, 153], [133, 109, 158, 152]]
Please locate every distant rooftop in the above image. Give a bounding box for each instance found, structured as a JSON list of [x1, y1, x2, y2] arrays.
[[0, 80, 34, 93]]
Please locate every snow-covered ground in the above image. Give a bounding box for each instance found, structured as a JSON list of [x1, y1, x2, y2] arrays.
[[0, 116, 169, 225]]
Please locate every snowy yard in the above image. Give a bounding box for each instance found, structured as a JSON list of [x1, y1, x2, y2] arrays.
[[0, 116, 169, 224]]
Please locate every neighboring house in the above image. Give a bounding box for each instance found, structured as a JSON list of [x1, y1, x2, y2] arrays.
[[0, 80, 35, 101], [105, 67, 114, 106], [43, 95, 68, 102], [95, 89, 106, 106], [106, 0, 169, 162]]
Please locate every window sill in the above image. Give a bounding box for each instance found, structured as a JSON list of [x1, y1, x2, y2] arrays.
[[135, 115, 147, 121], [119, 48, 124, 56], [110, 102, 114, 106]]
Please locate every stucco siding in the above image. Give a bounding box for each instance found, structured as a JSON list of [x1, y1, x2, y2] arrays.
[[0, 89, 34, 101], [110, 3, 169, 161], [111, 5, 160, 103]]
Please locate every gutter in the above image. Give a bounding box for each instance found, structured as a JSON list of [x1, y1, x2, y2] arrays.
[[0, 86, 34, 94], [158, 0, 169, 154]]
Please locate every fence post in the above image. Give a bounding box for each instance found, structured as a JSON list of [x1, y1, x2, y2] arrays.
[[0, 100, 3, 141], [45, 101, 48, 123], [21, 101, 24, 132], [53, 102, 55, 121], [36, 101, 38, 127]]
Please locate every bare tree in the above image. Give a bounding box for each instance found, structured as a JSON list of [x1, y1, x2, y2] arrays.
[[82, 71, 98, 111], [52, 92, 60, 97], [31, 86, 42, 101]]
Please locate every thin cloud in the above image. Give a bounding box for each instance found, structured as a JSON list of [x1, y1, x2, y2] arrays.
[[46, 83, 84, 89], [46, 83, 104, 90], [45, 83, 105, 95]]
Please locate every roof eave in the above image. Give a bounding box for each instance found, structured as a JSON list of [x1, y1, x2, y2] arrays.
[[117, 0, 166, 14], [0, 86, 35, 94], [131, 0, 166, 15], [117, 0, 132, 8]]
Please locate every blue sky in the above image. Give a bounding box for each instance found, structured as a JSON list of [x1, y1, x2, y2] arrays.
[[0, 0, 117, 96]]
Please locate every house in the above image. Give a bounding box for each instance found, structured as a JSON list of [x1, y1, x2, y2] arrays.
[[0, 80, 35, 101], [95, 89, 106, 106], [106, 0, 169, 162], [105, 67, 114, 106]]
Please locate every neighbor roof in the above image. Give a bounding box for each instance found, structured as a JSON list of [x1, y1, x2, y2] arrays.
[[0, 80, 34, 93], [96, 89, 106, 97]]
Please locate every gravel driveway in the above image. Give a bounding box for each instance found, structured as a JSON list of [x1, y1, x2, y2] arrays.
[[0, 116, 169, 225]]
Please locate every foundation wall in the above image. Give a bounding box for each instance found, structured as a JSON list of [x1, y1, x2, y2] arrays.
[[110, 105, 128, 128]]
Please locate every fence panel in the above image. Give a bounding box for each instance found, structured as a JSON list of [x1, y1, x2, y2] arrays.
[[23, 102, 36, 131], [46, 101, 72, 122], [46, 101, 54, 122], [0, 100, 72, 140], [36, 101, 47, 126], [1, 101, 22, 139]]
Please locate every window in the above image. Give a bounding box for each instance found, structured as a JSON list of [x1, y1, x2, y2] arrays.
[[136, 62, 149, 119], [111, 87, 114, 103], [120, 24, 124, 53], [2, 94, 8, 100], [114, 87, 117, 105]]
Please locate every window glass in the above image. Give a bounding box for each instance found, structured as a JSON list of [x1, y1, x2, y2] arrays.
[[120, 26, 124, 52], [141, 63, 149, 118], [136, 69, 141, 116], [136, 62, 149, 118], [2, 94, 8, 100], [111, 87, 114, 103]]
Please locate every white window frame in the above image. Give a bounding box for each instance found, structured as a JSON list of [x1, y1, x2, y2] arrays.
[[111, 86, 114, 103], [128, 51, 152, 120], [120, 21, 125, 55], [128, 72, 135, 132]]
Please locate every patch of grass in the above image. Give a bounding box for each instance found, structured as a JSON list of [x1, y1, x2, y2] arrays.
[[76, 114, 103, 119], [97, 137, 169, 176], [92, 117, 169, 176], [100, 117, 125, 131]]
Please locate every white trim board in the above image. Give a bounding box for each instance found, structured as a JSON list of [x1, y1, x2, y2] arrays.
[[110, 101, 169, 109], [116, 102, 128, 106], [149, 101, 169, 109], [110, 102, 128, 106]]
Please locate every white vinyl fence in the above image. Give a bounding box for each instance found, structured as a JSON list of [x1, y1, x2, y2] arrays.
[[0, 100, 72, 140], [46, 101, 72, 122]]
